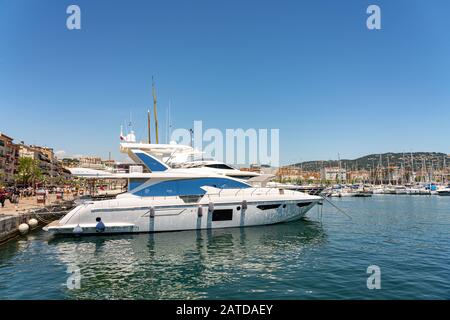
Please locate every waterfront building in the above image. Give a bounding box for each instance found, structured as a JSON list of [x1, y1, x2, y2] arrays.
[[276, 166, 320, 182], [31, 146, 59, 177], [102, 159, 116, 168], [78, 156, 104, 169], [18, 144, 71, 181], [61, 158, 80, 168], [19, 144, 52, 177], [347, 170, 371, 183], [0, 132, 19, 185], [321, 167, 347, 182], [68, 156, 118, 171]]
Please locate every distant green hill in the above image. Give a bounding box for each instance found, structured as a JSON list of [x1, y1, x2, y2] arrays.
[[290, 152, 450, 172]]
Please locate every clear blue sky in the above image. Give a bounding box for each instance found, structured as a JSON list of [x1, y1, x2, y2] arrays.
[[1, 0, 449, 165]]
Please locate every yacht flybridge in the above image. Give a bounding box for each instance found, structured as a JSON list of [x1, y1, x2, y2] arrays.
[[119, 141, 262, 181], [44, 148, 321, 235]]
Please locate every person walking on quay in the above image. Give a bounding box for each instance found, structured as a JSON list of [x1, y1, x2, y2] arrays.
[[10, 188, 20, 204], [0, 188, 7, 208]]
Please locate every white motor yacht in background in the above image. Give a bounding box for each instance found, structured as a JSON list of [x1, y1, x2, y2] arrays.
[[372, 185, 385, 194], [406, 185, 421, 195], [384, 185, 396, 194], [45, 149, 321, 235], [436, 185, 450, 196], [394, 186, 408, 195]]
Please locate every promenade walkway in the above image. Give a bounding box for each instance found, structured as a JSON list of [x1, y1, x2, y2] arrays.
[[0, 194, 75, 216]]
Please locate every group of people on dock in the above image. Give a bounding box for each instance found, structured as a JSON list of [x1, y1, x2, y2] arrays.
[[0, 187, 22, 208]]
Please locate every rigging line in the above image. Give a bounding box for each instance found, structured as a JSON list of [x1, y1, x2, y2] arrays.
[[320, 195, 353, 221]]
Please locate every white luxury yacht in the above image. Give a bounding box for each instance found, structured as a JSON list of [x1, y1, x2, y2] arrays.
[[45, 148, 321, 235]]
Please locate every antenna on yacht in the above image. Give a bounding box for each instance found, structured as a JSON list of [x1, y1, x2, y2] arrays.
[[120, 125, 125, 141], [152, 76, 159, 144]]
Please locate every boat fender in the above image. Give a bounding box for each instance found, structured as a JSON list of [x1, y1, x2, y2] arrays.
[[149, 206, 155, 218], [95, 217, 106, 233], [28, 218, 38, 228], [208, 202, 214, 213], [18, 223, 29, 235], [242, 200, 248, 210], [197, 206, 203, 217], [73, 224, 83, 234]]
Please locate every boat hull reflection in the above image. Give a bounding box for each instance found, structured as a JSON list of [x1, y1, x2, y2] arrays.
[[48, 219, 326, 299]]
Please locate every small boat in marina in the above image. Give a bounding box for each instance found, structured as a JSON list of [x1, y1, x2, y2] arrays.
[[394, 186, 408, 195], [353, 192, 372, 197], [406, 186, 421, 195], [418, 187, 431, 195], [372, 185, 385, 195], [384, 185, 396, 195], [328, 186, 357, 197], [436, 186, 450, 196]]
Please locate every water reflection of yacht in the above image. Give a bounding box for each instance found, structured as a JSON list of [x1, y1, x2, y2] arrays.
[[48, 220, 326, 299], [46, 147, 321, 235]]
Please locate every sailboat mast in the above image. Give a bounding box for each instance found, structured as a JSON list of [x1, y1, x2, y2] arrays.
[[152, 76, 159, 144], [387, 155, 391, 185], [379, 153, 382, 184], [166, 99, 171, 144], [147, 109, 151, 144], [168, 99, 172, 142]]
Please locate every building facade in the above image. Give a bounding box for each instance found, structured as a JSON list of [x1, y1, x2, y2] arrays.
[[321, 167, 347, 182], [78, 156, 104, 169], [0, 133, 19, 185], [18, 144, 71, 182]]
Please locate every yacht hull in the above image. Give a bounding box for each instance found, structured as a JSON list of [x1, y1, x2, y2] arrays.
[[44, 197, 319, 235]]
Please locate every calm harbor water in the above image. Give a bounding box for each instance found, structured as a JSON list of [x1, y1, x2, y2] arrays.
[[0, 195, 449, 299]]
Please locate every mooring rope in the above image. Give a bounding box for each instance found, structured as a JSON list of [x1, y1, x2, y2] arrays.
[[320, 195, 353, 220], [33, 213, 53, 225], [30, 203, 73, 225]]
